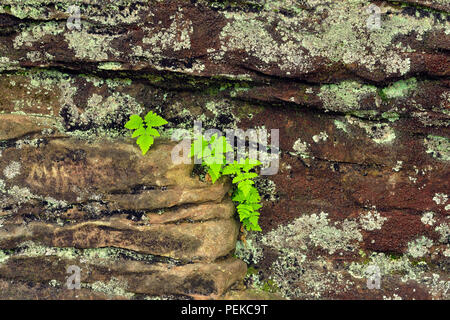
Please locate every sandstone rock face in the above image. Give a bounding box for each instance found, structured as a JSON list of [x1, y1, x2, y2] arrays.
[[0, 116, 244, 299], [0, 0, 449, 299]]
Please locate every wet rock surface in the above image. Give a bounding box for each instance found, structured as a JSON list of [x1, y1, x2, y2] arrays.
[[0, 0, 449, 299]]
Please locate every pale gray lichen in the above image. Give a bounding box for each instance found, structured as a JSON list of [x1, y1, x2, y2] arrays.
[[262, 212, 363, 255], [350, 251, 449, 298], [98, 62, 123, 71], [0, 56, 19, 71], [235, 235, 264, 265], [290, 138, 310, 159], [392, 161, 403, 172], [346, 116, 396, 144], [349, 252, 426, 283], [0, 179, 6, 193], [318, 81, 377, 112], [421, 212, 436, 226], [0, 250, 9, 264], [424, 136, 450, 161], [312, 131, 328, 143], [359, 209, 388, 231], [407, 236, 433, 258], [13, 21, 65, 49], [3, 161, 21, 180], [435, 222, 449, 244], [380, 78, 418, 99], [142, 10, 193, 52], [65, 28, 121, 61], [433, 193, 448, 205], [86, 277, 135, 299], [334, 119, 348, 133], [219, 0, 445, 77]]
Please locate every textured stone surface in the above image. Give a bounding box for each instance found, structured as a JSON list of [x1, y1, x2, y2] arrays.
[[0, 0, 449, 300], [0, 253, 246, 299], [0, 116, 242, 298]]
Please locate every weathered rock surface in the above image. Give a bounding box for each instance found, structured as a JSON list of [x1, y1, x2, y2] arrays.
[[0, 0, 449, 300], [0, 253, 246, 299], [0, 115, 243, 298]]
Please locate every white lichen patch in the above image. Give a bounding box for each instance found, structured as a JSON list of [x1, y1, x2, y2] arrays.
[[87, 277, 134, 299], [6, 185, 37, 205], [349, 252, 425, 283], [297, 1, 444, 76], [433, 193, 448, 205], [290, 138, 310, 159], [235, 235, 264, 265], [424, 136, 450, 161], [359, 209, 388, 231], [262, 212, 363, 255], [392, 161, 403, 172], [0, 250, 9, 264], [3, 161, 21, 180], [13, 22, 65, 49], [435, 222, 449, 244], [444, 248, 450, 257], [334, 119, 348, 133], [219, 0, 446, 77], [421, 212, 436, 226], [318, 81, 377, 112], [65, 92, 144, 133], [0, 56, 19, 71], [97, 62, 123, 71], [140, 10, 193, 60], [383, 294, 403, 300], [347, 116, 396, 144], [407, 236, 433, 258], [312, 131, 328, 143], [219, 11, 312, 72], [0, 179, 5, 193], [65, 29, 121, 61]]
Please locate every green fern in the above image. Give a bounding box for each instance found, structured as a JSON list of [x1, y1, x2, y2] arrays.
[[223, 158, 263, 232], [189, 133, 233, 183], [125, 111, 168, 155], [190, 134, 263, 231]]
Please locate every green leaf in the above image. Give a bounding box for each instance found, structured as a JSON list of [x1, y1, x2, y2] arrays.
[[249, 215, 259, 226], [232, 189, 246, 202], [246, 187, 261, 203], [208, 167, 222, 184], [250, 203, 262, 211], [146, 127, 160, 137], [132, 126, 146, 138], [136, 134, 154, 155], [207, 163, 223, 183], [190, 135, 209, 158], [240, 157, 262, 172], [210, 136, 233, 155], [222, 162, 240, 176], [237, 179, 254, 197], [125, 115, 143, 129], [232, 172, 258, 184], [249, 223, 262, 232], [145, 111, 168, 127]]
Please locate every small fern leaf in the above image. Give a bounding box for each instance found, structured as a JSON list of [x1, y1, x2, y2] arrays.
[[132, 126, 146, 138], [136, 135, 154, 155], [125, 115, 143, 129], [146, 127, 160, 137], [145, 111, 168, 127]]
